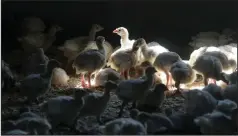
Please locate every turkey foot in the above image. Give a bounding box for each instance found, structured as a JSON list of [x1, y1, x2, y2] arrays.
[[81, 74, 89, 88]]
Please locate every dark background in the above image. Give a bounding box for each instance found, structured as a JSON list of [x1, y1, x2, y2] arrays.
[[2, 1, 238, 59]]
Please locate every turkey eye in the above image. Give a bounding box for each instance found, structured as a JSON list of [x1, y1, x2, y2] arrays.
[[118, 29, 121, 32]]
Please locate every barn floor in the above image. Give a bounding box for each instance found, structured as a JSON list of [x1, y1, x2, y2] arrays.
[[1, 76, 185, 135]]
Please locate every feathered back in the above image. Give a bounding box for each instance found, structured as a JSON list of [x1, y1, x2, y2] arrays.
[[192, 55, 223, 80], [202, 51, 230, 70], [189, 47, 208, 66], [148, 42, 160, 47], [73, 50, 105, 73], [170, 60, 196, 84], [51, 68, 69, 86], [183, 89, 218, 116], [218, 44, 237, 71], [153, 52, 182, 70], [144, 41, 169, 64], [72, 36, 106, 74], [107, 39, 141, 71], [94, 68, 122, 87]]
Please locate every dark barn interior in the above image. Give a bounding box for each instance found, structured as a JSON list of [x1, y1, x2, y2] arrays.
[[1, 1, 238, 135], [2, 1, 238, 59]]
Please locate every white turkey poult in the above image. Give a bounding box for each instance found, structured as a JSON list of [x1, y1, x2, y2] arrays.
[[135, 38, 169, 65], [72, 36, 107, 88], [51, 68, 70, 88], [112, 29, 169, 77], [153, 51, 182, 89], [58, 24, 113, 69], [58, 24, 103, 57], [113, 27, 135, 49], [110, 27, 139, 78], [107, 38, 142, 79], [188, 29, 236, 49], [188, 45, 237, 85], [218, 43, 237, 72], [189, 46, 237, 74]]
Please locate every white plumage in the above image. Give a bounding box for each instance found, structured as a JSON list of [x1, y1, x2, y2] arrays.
[[107, 39, 141, 79], [135, 38, 169, 65], [113, 27, 135, 49], [189, 29, 236, 49], [51, 68, 69, 87]]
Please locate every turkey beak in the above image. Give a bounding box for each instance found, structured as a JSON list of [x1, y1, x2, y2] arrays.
[[113, 29, 118, 33]]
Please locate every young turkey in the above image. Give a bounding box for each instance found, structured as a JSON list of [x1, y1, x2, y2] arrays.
[[170, 60, 196, 94], [39, 89, 86, 131], [94, 68, 123, 87], [77, 81, 118, 123], [58, 24, 113, 69], [107, 38, 142, 79], [130, 109, 174, 134], [72, 36, 106, 88], [136, 83, 168, 112], [113, 27, 135, 49], [16, 59, 61, 103], [153, 52, 182, 89], [135, 38, 169, 65], [192, 53, 223, 86], [101, 118, 147, 135], [115, 67, 157, 117]]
